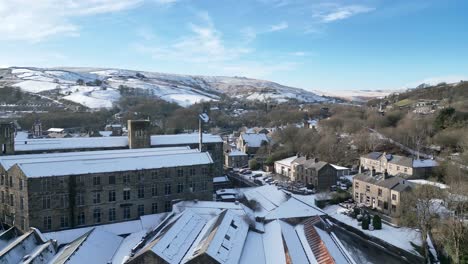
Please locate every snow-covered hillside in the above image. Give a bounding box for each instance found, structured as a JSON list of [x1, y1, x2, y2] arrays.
[[0, 67, 328, 108]]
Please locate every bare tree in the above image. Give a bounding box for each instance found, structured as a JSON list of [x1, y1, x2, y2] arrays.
[[400, 185, 446, 258], [438, 179, 468, 263]]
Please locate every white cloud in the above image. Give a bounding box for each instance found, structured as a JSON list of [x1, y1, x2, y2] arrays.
[[313, 4, 375, 23], [134, 11, 300, 79], [135, 12, 250, 63], [268, 22, 288, 32], [153, 0, 178, 4], [0, 0, 142, 42]]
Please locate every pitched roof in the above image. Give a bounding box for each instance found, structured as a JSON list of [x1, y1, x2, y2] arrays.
[[387, 155, 413, 167], [240, 133, 269, 148], [14, 133, 222, 152], [364, 152, 382, 160], [13, 148, 213, 177], [354, 172, 412, 192]]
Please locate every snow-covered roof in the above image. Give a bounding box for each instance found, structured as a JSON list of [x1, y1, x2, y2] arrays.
[[239, 231, 265, 264], [150, 210, 207, 263], [263, 220, 287, 263], [215, 189, 239, 196], [15, 136, 129, 152], [274, 156, 298, 167], [184, 210, 249, 264], [331, 164, 350, 171], [172, 201, 254, 221], [240, 133, 268, 148], [50, 228, 123, 264], [265, 197, 325, 220], [151, 133, 223, 145], [14, 131, 29, 140], [1, 200, 362, 264], [0, 228, 55, 264], [47, 128, 64, 133], [243, 185, 289, 217], [279, 221, 309, 264], [227, 149, 247, 156], [14, 149, 213, 177], [213, 175, 230, 183], [14, 133, 222, 152], [412, 159, 438, 168], [0, 147, 190, 171]]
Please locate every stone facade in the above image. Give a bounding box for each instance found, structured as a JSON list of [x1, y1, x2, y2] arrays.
[[294, 159, 338, 191], [0, 163, 213, 232], [224, 150, 248, 168], [0, 123, 15, 155], [128, 120, 151, 149], [353, 172, 412, 217], [360, 152, 436, 178]]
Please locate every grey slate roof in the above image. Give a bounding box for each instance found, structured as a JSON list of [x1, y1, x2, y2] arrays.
[[353, 172, 412, 192], [387, 155, 413, 167], [364, 152, 383, 160]]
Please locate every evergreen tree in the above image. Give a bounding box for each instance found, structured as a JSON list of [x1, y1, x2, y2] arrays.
[[373, 215, 382, 230], [362, 217, 369, 230]]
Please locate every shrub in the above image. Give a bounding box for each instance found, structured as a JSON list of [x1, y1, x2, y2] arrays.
[[372, 215, 382, 230], [352, 208, 360, 218], [249, 159, 260, 170], [362, 217, 369, 230], [315, 200, 327, 209]]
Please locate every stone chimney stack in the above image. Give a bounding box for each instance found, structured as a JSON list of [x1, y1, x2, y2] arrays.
[[128, 120, 151, 149], [0, 122, 15, 155]]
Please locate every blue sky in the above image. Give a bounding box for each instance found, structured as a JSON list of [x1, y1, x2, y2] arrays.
[[1, 0, 467, 91]]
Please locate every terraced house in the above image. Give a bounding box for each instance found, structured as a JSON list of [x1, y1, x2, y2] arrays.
[[353, 171, 413, 217], [360, 152, 438, 178]]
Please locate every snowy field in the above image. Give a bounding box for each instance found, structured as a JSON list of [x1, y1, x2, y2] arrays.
[[324, 204, 422, 255], [5, 67, 329, 109]]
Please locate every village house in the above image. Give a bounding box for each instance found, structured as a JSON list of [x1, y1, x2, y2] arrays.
[[274, 156, 300, 178], [275, 155, 338, 191], [360, 152, 438, 178], [353, 171, 413, 217], [236, 132, 269, 157], [294, 158, 338, 191], [224, 149, 249, 168]]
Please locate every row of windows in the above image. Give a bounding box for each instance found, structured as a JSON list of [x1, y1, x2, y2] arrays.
[[0, 175, 24, 190], [87, 167, 209, 186], [41, 182, 209, 209], [42, 202, 172, 230], [1, 191, 25, 209], [35, 167, 210, 192]]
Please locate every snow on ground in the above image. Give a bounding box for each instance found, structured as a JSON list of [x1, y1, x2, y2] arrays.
[[13, 80, 59, 93], [160, 93, 215, 107], [408, 179, 449, 189], [64, 92, 116, 108], [324, 204, 422, 254], [6, 67, 329, 108]]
